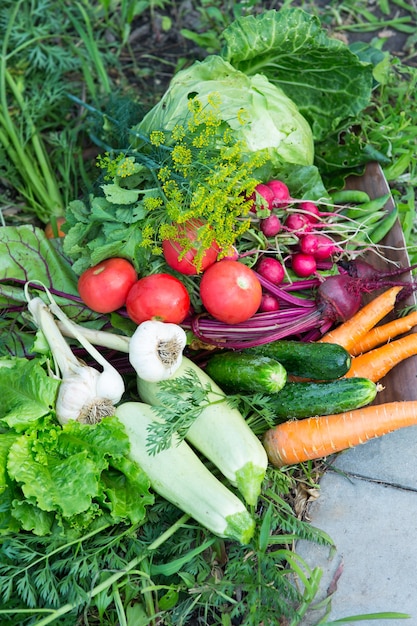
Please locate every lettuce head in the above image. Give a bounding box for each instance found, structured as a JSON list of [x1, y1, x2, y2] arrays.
[[135, 55, 314, 167]]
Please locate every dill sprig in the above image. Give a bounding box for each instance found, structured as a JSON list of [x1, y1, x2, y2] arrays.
[[64, 93, 268, 274]]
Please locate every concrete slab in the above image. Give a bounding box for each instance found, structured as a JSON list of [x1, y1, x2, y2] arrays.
[[297, 469, 417, 625], [333, 426, 417, 489]]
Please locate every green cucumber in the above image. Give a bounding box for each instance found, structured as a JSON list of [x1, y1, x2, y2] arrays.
[[269, 377, 378, 420], [205, 352, 287, 394], [245, 340, 351, 380]]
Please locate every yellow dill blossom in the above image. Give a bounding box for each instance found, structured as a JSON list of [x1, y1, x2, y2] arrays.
[[159, 223, 178, 241], [172, 124, 186, 141], [96, 152, 125, 180], [237, 107, 250, 125], [150, 130, 166, 146], [171, 144, 192, 172], [144, 196, 163, 211], [139, 223, 155, 248], [207, 91, 222, 107], [157, 166, 172, 182], [116, 157, 138, 179]]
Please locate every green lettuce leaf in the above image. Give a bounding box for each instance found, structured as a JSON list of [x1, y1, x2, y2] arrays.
[[0, 359, 60, 432], [4, 415, 153, 535], [221, 8, 374, 143]]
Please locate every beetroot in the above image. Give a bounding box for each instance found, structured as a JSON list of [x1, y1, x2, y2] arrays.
[[316, 274, 362, 323]]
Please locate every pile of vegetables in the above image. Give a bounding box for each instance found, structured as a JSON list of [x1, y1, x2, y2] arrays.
[[1, 6, 417, 625]]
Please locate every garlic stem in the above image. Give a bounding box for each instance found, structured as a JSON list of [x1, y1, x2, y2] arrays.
[[56, 321, 130, 353]]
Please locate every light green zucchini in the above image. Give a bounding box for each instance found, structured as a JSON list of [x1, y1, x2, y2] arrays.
[[115, 402, 255, 544], [137, 357, 268, 506]]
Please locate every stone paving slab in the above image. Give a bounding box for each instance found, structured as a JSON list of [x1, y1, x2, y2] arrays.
[[334, 426, 417, 490], [297, 464, 417, 625]]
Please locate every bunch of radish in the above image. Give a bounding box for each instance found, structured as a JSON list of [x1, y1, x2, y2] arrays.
[[252, 179, 341, 282]]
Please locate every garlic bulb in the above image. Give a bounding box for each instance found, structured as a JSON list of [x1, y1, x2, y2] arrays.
[[26, 292, 125, 425], [129, 320, 187, 382]]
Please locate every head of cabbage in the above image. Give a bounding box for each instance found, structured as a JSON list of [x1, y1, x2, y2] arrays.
[[134, 55, 314, 167]]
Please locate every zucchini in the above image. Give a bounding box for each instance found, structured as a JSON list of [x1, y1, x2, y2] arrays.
[[116, 402, 255, 544], [245, 340, 351, 380], [269, 377, 378, 420], [137, 356, 268, 506], [205, 352, 287, 394]]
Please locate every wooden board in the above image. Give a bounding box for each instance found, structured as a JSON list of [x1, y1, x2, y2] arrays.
[[345, 162, 417, 403]]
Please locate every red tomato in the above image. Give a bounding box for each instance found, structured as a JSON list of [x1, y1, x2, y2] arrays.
[[126, 273, 190, 324], [162, 219, 219, 275], [78, 258, 138, 314], [199, 260, 262, 324]]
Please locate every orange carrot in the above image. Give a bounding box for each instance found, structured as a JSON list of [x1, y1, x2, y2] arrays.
[[350, 310, 417, 356], [318, 286, 402, 353], [345, 333, 417, 381], [263, 401, 417, 467]]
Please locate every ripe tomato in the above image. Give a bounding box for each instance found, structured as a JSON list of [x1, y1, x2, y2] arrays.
[[78, 258, 138, 314], [199, 260, 262, 324], [162, 219, 219, 275], [126, 273, 190, 324]]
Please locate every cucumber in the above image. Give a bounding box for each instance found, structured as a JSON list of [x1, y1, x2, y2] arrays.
[[245, 340, 351, 380], [269, 377, 378, 420], [116, 402, 255, 544], [205, 352, 287, 394]]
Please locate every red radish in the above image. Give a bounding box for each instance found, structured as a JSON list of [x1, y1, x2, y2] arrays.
[[256, 257, 285, 285], [249, 183, 275, 212], [300, 233, 339, 260], [284, 213, 313, 234], [299, 201, 320, 222], [259, 293, 280, 312], [266, 179, 291, 207], [291, 253, 317, 277], [260, 214, 281, 237]]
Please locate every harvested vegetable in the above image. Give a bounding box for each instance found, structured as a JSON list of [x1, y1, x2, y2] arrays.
[[345, 333, 417, 382], [318, 286, 403, 352], [138, 356, 268, 506], [116, 402, 255, 544], [263, 401, 417, 467], [350, 310, 417, 355], [129, 320, 187, 382], [268, 377, 378, 420], [77, 257, 138, 314], [26, 287, 125, 425], [205, 352, 287, 394], [246, 340, 351, 380]]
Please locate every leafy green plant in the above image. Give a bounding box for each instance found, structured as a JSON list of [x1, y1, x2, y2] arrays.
[[0, 0, 122, 223]]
